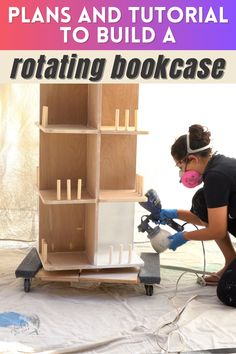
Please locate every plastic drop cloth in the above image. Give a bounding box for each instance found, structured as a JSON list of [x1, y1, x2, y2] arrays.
[[0, 84, 39, 241], [0, 247, 236, 354]]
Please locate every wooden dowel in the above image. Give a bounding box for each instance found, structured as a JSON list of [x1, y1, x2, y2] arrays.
[[115, 109, 120, 130], [128, 244, 133, 263], [139, 176, 144, 196], [134, 109, 138, 131], [41, 238, 45, 250], [136, 175, 144, 195], [49, 206, 53, 232], [67, 179, 71, 200], [43, 243, 48, 263], [36, 166, 39, 187], [42, 238, 48, 263], [125, 109, 129, 130], [136, 175, 140, 194], [42, 106, 48, 127], [77, 179, 82, 199], [109, 245, 113, 264], [57, 179, 61, 200], [119, 244, 123, 264]]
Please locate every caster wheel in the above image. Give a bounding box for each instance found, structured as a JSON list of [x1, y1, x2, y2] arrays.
[[145, 284, 153, 296], [24, 278, 31, 293]]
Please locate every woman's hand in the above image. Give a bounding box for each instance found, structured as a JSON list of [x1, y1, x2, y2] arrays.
[[160, 209, 178, 224], [168, 232, 188, 251]]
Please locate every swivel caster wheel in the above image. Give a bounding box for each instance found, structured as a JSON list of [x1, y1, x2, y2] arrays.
[[145, 284, 153, 296], [24, 278, 31, 293]]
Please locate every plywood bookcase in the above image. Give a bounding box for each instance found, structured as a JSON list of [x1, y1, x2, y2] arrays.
[[38, 84, 148, 278]]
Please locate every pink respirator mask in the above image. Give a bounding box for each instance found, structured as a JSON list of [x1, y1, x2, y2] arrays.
[[179, 169, 202, 188]]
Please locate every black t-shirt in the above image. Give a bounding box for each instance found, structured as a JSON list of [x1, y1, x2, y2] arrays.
[[203, 154, 236, 217]]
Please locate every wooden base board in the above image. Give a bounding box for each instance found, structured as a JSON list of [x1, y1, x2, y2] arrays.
[[36, 269, 79, 282], [79, 267, 139, 284], [36, 267, 139, 284]]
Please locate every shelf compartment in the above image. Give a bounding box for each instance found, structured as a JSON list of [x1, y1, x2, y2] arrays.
[[39, 133, 98, 199], [37, 123, 98, 134], [39, 189, 96, 205], [40, 84, 99, 128], [96, 202, 144, 268], [39, 202, 97, 269], [99, 189, 146, 202]]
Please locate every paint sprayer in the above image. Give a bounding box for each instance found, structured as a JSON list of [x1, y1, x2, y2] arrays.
[[138, 189, 184, 253]]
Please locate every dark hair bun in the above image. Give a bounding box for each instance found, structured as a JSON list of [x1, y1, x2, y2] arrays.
[[189, 124, 211, 145], [171, 123, 212, 160]]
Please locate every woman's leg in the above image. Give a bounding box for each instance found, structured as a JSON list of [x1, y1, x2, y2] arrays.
[[203, 233, 236, 283], [191, 188, 236, 280], [217, 257, 236, 307], [217, 221, 236, 306], [214, 232, 236, 276]]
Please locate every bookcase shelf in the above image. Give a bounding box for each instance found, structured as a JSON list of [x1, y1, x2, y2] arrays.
[[38, 123, 98, 134], [40, 251, 92, 271], [99, 190, 147, 202], [39, 189, 96, 205], [100, 126, 148, 135]]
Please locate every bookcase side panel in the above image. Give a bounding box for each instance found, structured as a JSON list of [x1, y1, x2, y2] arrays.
[[85, 204, 97, 264], [88, 84, 102, 129], [86, 135, 99, 198]]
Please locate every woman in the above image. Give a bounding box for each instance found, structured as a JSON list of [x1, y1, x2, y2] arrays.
[[160, 124, 236, 305]]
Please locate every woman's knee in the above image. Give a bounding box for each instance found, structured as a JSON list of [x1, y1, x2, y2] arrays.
[[217, 257, 236, 307]]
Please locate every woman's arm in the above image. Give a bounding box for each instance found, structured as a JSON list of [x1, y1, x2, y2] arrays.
[[177, 210, 205, 226], [183, 206, 228, 241]]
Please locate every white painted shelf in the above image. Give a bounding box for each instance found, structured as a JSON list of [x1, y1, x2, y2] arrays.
[[95, 249, 144, 268]]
